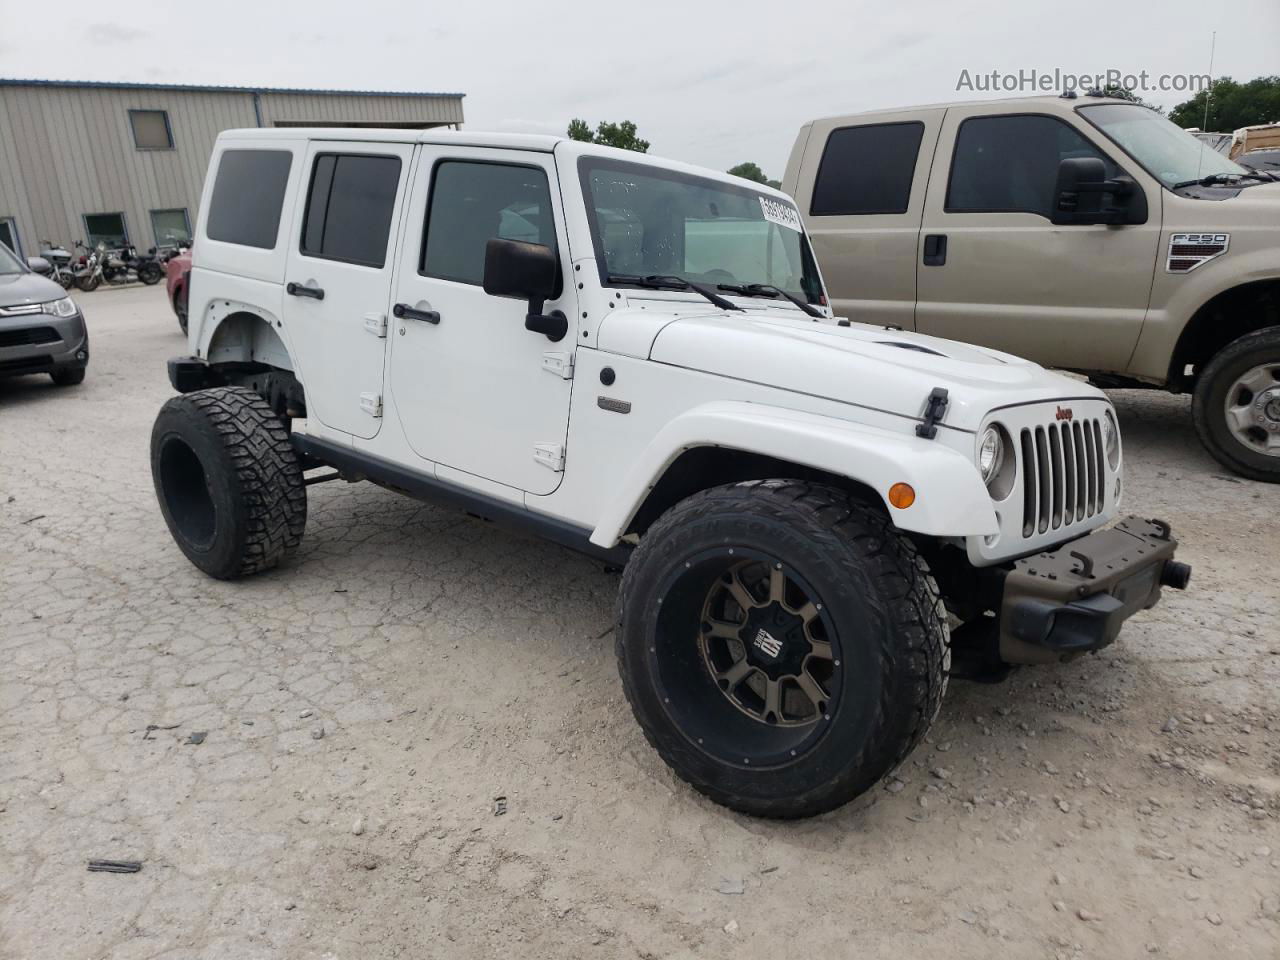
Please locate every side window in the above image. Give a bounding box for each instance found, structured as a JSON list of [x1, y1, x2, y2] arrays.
[[810, 122, 924, 216], [946, 115, 1118, 218], [301, 154, 402, 268], [421, 161, 556, 285], [206, 149, 293, 249]]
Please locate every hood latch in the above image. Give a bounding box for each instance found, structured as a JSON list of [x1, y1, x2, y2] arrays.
[[916, 387, 950, 440]]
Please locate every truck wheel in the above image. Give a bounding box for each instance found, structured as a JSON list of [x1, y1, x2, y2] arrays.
[[175, 287, 188, 334], [616, 480, 949, 818], [1193, 327, 1280, 482], [150, 385, 306, 579]]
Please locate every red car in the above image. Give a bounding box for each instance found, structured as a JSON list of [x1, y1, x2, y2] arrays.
[[165, 249, 191, 333]]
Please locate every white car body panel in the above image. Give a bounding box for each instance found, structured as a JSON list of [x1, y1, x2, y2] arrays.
[[189, 127, 1125, 568]]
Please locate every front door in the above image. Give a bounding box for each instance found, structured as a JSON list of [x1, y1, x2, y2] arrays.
[[915, 108, 1162, 370], [283, 141, 415, 439], [389, 147, 577, 495]]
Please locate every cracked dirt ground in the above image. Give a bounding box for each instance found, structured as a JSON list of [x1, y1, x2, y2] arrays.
[[2, 284, 1278, 960]]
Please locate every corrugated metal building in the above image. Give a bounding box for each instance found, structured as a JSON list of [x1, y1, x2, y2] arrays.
[[0, 79, 465, 258]]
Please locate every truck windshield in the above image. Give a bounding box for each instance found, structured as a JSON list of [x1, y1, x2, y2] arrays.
[[578, 156, 824, 305], [1078, 103, 1248, 189]]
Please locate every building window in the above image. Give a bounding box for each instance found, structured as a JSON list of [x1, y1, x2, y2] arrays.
[[84, 213, 129, 249], [150, 209, 191, 248], [0, 217, 20, 257], [810, 122, 925, 216], [300, 153, 402, 268], [129, 109, 174, 150]]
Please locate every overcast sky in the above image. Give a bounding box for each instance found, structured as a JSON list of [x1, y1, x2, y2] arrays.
[[2, 0, 1277, 177]]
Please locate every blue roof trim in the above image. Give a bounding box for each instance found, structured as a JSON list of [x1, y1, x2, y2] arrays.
[[0, 78, 465, 99]]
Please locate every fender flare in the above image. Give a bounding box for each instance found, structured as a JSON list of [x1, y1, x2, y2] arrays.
[[588, 400, 997, 548]]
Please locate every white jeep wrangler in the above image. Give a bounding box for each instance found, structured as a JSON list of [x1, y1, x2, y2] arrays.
[[151, 129, 1188, 818]]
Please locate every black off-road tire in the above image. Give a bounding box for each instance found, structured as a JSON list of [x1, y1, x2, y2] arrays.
[[49, 366, 86, 386], [1192, 327, 1280, 482], [616, 480, 949, 819], [151, 386, 306, 579]]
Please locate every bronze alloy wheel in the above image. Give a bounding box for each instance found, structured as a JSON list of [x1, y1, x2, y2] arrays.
[[648, 547, 843, 768]]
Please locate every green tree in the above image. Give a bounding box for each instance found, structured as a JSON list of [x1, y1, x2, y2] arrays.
[[1168, 76, 1280, 131], [566, 118, 650, 152], [727, 162, 781, 189]]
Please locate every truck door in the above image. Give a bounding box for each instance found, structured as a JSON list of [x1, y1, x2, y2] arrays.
[[795, 109, 943, 327], [283, 140, 415, 439], [388, 147, 577, 496], [914, 107, 1161, 369]]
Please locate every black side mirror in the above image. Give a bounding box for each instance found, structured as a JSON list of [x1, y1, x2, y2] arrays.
[[1051, 157, 1146, 226], [483, 238, 567, 342]]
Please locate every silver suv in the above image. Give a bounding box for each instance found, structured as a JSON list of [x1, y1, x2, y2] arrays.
[[0, 242, 88, 386]]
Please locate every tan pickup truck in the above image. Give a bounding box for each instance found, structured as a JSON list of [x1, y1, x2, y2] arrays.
[[783, 93, 1280, 481]]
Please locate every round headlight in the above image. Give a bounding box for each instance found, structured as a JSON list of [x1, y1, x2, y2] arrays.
[[978, 425, 1004, 484], [1103, 410, 1120, 469]]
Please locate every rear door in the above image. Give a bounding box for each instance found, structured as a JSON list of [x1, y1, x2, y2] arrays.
[[796, 110, 943, 327], [914, 107, 1161, 369], [283, 140, 415, 439], [388, 146, 578, 495]]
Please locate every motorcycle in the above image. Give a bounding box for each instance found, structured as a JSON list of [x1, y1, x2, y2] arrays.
[[74, 241, 163, 291], [33, 240, 77, 289]]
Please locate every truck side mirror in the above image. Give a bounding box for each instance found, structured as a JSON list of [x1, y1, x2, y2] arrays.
[[1051, 157, 1146, 226], [483, 238, 567, 342]]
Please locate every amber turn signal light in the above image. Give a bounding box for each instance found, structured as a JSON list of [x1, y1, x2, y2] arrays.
[[888, 483, 916, 509]]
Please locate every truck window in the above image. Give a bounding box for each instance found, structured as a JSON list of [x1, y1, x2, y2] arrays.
[[421, 161, 557, 286], [205, 149, 293, 249], [301, 154, 402, 268], [809, 122, 924, 216], [946, 115, 1117, 219]]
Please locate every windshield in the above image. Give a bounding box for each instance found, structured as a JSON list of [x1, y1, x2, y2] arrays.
[[578, 157, 824, 304], [0, 242, 25, 275], [1078, 103, 1248, 188]]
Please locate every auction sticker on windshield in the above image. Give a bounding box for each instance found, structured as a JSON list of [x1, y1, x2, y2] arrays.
[[759, 197, 803, 232]]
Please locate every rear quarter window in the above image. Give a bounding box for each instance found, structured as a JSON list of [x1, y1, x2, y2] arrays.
[[205, 149, 293, 249], [810, 122, 925, 216]]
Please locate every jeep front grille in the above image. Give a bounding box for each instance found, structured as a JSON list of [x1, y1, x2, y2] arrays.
[[1018, 419, 1104, 538]]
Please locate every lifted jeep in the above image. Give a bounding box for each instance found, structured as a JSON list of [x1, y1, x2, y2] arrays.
[[151, 129, 1188, 818]]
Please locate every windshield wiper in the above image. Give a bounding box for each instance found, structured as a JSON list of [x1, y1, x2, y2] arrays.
[[1172, 171, 1277, 189], [717, 282, 824, 319], [606, 273, 742, 311]]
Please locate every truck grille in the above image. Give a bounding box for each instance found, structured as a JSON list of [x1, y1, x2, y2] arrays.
[[1018, 419, 1105, 538]]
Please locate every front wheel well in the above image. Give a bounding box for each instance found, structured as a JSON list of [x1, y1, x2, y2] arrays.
[[625, 446, 885, 538], [1169, 279, 1280, 391]]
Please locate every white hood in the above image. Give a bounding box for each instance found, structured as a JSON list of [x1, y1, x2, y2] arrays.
[[598, 305, 1102, 433]]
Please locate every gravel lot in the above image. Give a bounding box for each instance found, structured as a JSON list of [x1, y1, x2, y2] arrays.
[[2, 284, 1278, 960]]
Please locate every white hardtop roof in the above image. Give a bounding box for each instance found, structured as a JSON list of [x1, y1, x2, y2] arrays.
[[216, 128, 799, 203]]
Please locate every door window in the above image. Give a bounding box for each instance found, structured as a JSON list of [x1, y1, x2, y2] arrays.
[[420, 161, 557, 285], [810, 122, 925, 215], [206, 149, 293, 249], [301, 153, 403, 268], [84, 213, 128, 248], [946, 115, 1117, 218]]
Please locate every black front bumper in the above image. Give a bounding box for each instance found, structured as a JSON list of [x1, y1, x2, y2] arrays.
[[995, 517, 1188, 665]]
